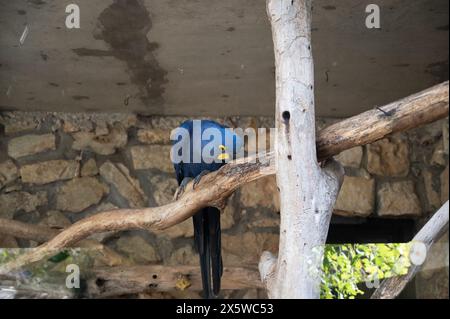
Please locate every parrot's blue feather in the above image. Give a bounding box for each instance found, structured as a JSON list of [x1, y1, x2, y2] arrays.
[[172, 120, 242, 298]]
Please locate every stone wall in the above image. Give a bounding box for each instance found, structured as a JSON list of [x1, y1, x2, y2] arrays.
[[0, 112, 448, 299]]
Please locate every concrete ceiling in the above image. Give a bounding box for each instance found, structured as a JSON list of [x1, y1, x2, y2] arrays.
[[0, 0, 448, 117]]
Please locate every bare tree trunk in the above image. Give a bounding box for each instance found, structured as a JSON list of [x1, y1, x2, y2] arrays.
[[371, 201, 449, 299], [259, 0, 343, 299]]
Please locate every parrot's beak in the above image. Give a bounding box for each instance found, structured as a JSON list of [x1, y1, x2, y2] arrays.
[[217, 153, 230, 160], [217, 144, 229, 160]]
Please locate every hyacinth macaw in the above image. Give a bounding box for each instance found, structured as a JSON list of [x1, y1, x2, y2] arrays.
[[171, 120, 243, 298]]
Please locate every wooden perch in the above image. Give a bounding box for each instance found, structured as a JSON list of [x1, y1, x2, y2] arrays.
[[87, 265, 263, 298], [0, 264, 262, 298], [0, 154, 274, 275], [0, 81, 448, 275], [371, 201, 449, 299], [317, 81, 449, 159]]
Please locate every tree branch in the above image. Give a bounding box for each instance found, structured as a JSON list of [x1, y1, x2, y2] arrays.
[[371, 201, 449, 299], [86, 265, 263, 298], [0, 155, 274, 274], [317, 81, 449, 159], [0, 264, 262, 298], [0, 81, 448, 275], [0, 218, 59, 243]]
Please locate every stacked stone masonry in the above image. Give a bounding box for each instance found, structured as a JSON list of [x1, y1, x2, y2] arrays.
[[0, 112, 448, 299]]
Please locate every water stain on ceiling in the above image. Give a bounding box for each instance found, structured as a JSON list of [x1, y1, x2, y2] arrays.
[[0, 0, 448, 116], [73, 0, 168, 107]]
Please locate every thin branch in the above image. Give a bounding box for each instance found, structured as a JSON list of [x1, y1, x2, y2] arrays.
[[0, 81, 448, 275], [0, 219, 59, 243], [371, 201, 449, 299]]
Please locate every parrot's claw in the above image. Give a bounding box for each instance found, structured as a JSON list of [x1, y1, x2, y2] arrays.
[[193, 170, 211, 189], [174, 177, 193, 200]]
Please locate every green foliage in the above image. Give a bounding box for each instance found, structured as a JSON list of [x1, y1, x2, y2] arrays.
[[1, 244, 411, 300], [321, 243, 411, 299]]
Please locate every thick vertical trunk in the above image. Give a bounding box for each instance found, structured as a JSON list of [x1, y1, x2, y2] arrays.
[[259, 0, 344, 299]]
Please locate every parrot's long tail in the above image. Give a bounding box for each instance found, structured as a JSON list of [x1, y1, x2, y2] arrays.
[[193, 207, 223, 299]]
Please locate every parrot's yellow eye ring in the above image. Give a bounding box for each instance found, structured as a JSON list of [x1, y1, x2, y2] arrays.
[[219, 145, 227, 151]]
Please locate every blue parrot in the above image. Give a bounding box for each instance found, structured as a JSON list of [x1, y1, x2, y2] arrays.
[[171, 120, 244, 298]]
